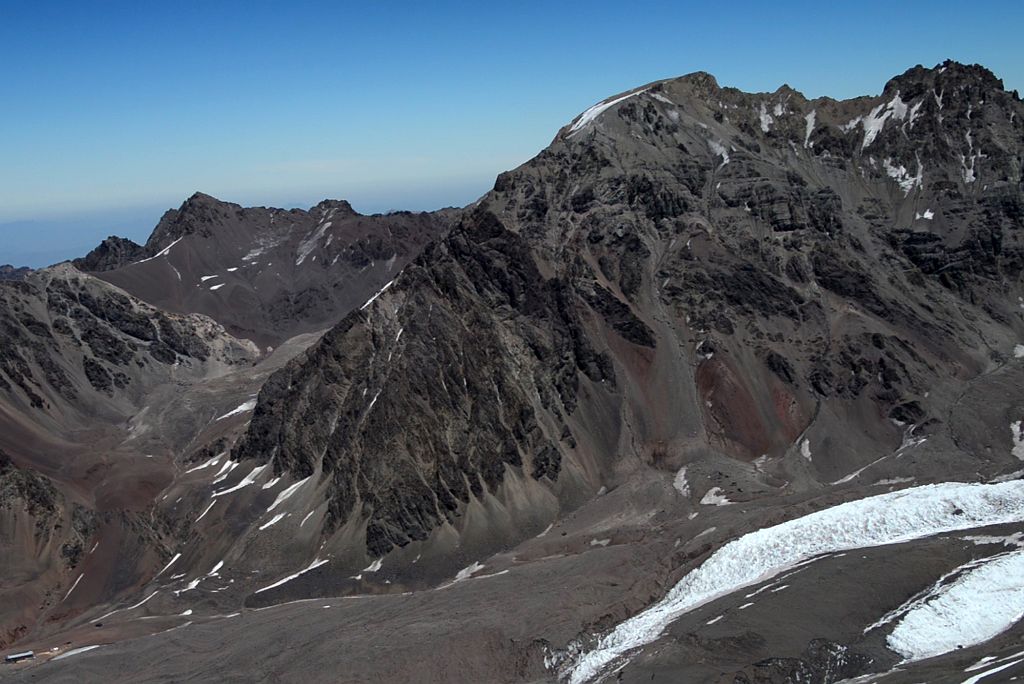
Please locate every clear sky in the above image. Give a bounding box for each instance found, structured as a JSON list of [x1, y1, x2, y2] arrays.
[[2, 0, 1022, 267]]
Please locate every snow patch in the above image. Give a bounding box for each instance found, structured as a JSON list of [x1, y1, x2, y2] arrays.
[[565, 481, 1024, 684], [267, 476, 312, 512], [185, 453, 223, 473], [963, 658, 1024, 684], [195, 500, 216, 523], [255, 558, 329, 594], [296, 221, 332, 266], [960, 129, 984, 183], [840, 116, 862, 133], [98, 590, 159, 618], [454, 562, 485, 581], [758, 103, 773, 133], [211, 460, 239, 485], [360, 279, 396, 310], [699, 487, 732, 506], [137, 237, 183, 264], [154, 552, 182, 578], [803, 110, 816, 148], [673, 467, 690, 497], [174, 578, 200, 595], [215, 401, 254, 421], [259, 512, 287, 530], [887, 549, 1024, 661], [832, 455, 889, 485], [214, 463, 269, 496], [800, 439, 812, 461], [53, 645, 102, 661], [860, 93, 908, 150], [1011, 421, 1024, 460], [708, 139, 729, 167], [907, 100, 923, 129], [875, 477, 916, 487], [63, 573, 84, 601], [882, 156, 923, 195], [963, 532, 1024, 548], [209, 283, 225, 291], [567, 89, 648, 137], [861, 103, 892, 149], [915, 209, 934, 220], [367, 389, 382, 413]]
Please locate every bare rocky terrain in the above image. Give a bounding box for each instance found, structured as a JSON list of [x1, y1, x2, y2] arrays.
[[2, 60, 1023, 683]]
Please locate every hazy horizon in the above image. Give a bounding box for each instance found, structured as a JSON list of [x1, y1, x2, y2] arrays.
[[4, 0, 1023, 267]]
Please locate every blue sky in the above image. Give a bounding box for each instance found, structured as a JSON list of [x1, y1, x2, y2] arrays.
[[2, 0, 1022, 266]]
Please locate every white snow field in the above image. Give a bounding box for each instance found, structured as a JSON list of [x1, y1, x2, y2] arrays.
[[887, 548, 1024, 661], [567, 481, 1024, 683]]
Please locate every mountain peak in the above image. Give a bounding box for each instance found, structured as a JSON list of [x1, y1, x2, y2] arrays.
[[311, 198, 359, 217], [883, 60, 1008, 99], [184, 190, 229, 206], [671, 70, 721, 93], [71, 235, 145, 272]]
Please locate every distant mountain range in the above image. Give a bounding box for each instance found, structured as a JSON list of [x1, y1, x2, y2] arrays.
[[2, 60, 1023, 683], [0, 264, 33, 280]]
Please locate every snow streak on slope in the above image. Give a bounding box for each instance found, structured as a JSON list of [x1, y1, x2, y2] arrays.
[[53, 645, 102, 661], [566, 481, 1024, 684], [137, 237, 183, 264], [267, 476, 312, 512], [214, 463, 269, 497], [567, 89, 647, 137], [217, 399, 257, 421], [886, 548, 1024, 661], [254, 557, 329, 594]]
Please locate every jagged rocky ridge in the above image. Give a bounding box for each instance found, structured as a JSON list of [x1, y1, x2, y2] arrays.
[[0, 264, 256, 417], [232, 60, 1024, 563], [85, 193, 450, 347]]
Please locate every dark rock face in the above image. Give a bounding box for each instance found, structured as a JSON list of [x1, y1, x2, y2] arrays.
[[233, 60, 1024, 560], [0, 265, 254, 415], [0, 447, 98, 571], [87, 193, 451, 348], [71, 236, 145, 272], [0, 449, 58, 523], [732, 639, 874, 684], [234, 207, 620, 555]]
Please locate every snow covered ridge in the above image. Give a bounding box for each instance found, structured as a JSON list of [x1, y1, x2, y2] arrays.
[[565, 481, 1024, 684], [567, 88, 648, 137]]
